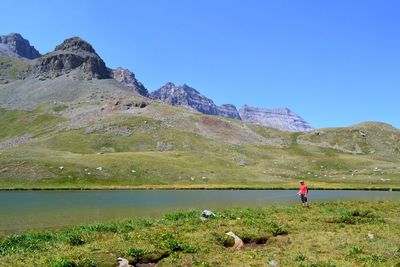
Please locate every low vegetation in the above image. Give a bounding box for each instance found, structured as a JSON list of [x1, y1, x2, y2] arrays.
[[0, 101, 399, 190], [0, 201, 399, 266]]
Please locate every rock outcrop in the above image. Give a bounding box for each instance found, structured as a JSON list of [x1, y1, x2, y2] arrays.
[[112, 67, 148, 96], [239, 105, 313, 132], [216, 104, 241, 120], [151, 83, 313, 131], [151, 82, 241, 119], [0, 33, 41, 59], [151, 82, 219, 115], [32, 37, 110, 79]]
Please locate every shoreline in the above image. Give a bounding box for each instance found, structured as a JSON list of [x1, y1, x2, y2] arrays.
[[0, 185, 399, 191]]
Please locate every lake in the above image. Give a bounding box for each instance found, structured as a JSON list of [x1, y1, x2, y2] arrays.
[[1, 189, 399, 235]]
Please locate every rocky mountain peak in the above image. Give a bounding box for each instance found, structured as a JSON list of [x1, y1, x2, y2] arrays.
[[112, 67, 148, 96], [32, 36, 110, 80], [54, 37, 96, 54], [239, 105, 313, 132], [151, 82, 218, 114], [0, 33, 41, 59], [151, 83, 241, 120]]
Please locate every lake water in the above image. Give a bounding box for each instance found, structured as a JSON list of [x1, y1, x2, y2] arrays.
[[1, 189, 399, 235]]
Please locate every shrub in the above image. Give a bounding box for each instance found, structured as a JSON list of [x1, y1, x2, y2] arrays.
[[68, 234, 85, 246], [349, 246, 363, 256], [50, 259, 78, 267], [127, 247, 149, 258]]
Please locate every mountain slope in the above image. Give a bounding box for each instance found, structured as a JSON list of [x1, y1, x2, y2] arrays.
[[239, 105, 314, 132], [0, 34, 399, 189]]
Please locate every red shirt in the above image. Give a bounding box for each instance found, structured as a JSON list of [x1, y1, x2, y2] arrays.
[[298, 184, 308, 195]]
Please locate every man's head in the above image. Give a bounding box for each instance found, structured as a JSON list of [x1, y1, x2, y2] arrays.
[[300, 180, 304, 184]]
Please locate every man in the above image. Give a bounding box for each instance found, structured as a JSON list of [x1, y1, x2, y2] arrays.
[[297, 180, 309, 207]]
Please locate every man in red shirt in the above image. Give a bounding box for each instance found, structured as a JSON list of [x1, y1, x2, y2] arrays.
[[297, 180, 309, 207]]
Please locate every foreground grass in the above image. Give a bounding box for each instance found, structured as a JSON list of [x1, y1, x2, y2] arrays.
[[0, 201, 399, 266]]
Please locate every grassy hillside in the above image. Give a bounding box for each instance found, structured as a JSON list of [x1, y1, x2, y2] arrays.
[[0, 56, 29, 83], [0, 96, 399, 189], [1, 201, 399, 266]]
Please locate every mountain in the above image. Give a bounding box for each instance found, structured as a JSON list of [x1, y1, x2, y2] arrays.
[[31, 37, 110, 80], [112, 67, 149, 96], [150, 82, 241, 119], [239, 105, 314, 132], [0, 33, 41, 59], [151, 83, 312, 131], [0, 34, 399, 189], [0, 36, 141, 109]]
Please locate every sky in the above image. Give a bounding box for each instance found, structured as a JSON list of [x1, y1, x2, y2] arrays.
[[1, 0, 399, 129]]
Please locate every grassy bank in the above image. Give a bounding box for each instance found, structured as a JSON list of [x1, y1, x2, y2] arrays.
[[1, 201, 399, 266]]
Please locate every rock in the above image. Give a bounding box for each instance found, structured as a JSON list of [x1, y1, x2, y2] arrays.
[[32, 37, 111, 79], [151, 82, 240, 119], [117, 257, 132, 267], [239, 105, 314, 132], [268, 259, 279, 266], [216, 104, 241, 120], [151, 82, 219, 114], [59, 166, 64, 170], [225, 231, 244, 249], [112, 67, 148, 96], [367, 233, 374, 240], [201, 210, 216, 218], [0, 33, 41, 59], [96, 167, 103, 171]]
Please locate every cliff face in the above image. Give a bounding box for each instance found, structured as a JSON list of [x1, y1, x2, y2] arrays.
[[216, 104, 241, 120], [32, 37, 111, 79], [0, 33, 41, 59], [112, 67, 148, 96], [239, 105, 314, 132], [151, 83, 313, 131], [151, 82, 218, 115]]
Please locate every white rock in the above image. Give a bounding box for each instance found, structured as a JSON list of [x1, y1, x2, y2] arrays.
[[268, 259, 279, 266], [368, 233, 374, 240], [59, 166, 64, 170], [117, 257, 132, 267], [131, 170, 136, 173], [96, 167, 103, 171]]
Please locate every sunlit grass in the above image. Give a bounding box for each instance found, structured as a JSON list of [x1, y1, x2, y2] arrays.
[[0, 201, 399, 266]]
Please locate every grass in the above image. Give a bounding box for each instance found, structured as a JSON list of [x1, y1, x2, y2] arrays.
[[0, 201, 399, 266], [0, 56, 29, 82], [0, 104, 399, 190]]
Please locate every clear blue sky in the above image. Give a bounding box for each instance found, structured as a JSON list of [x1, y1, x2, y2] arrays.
[[1, 0, 399, 129]]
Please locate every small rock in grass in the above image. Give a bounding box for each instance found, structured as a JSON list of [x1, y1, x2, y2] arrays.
[[201, 210, 216, 219], [368, 233, 374, 240], [226, 231, 244, 249], [96, 167, 103, 171], [59, 166, 64, 170], [131, 170, 136, 173], [268, 259, 279, 266], [117, 257, 132, 267]]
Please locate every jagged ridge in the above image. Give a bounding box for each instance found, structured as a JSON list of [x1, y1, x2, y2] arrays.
[[0, 33, 41, 59]]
